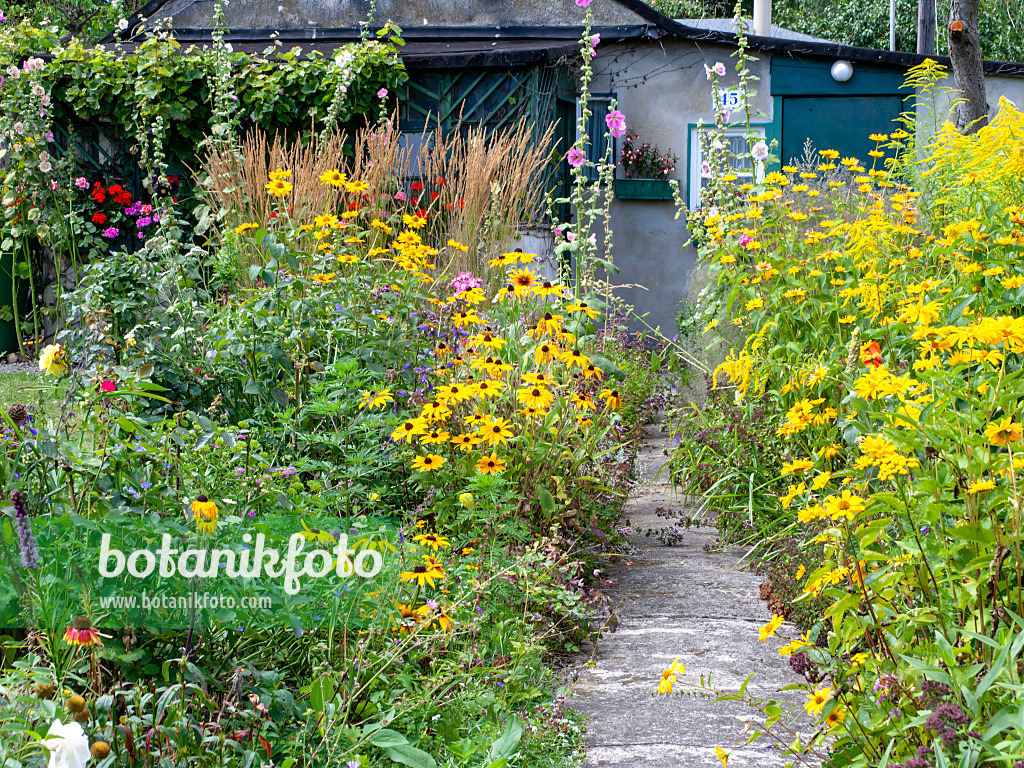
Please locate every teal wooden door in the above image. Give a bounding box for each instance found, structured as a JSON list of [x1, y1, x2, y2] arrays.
[[781, 95, 904, 165]]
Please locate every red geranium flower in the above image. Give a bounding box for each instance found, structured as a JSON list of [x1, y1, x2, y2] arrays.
[[92, 212, 107, 225], [411, 182, 423, 191], [430, 192, 439, 201], [91, 188, 107, 204], [436, 177, 446, 185]]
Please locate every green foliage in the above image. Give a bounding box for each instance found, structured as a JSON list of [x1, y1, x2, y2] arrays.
[[651, 0, 1024, 62]]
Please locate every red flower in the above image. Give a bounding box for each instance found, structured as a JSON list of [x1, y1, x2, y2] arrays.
[[430, 192, 439, 201], [91, 212, 108, 225], [100, 380, 117, 393], [115, 191, 132, 205], [91, 188, 107, 204], [416, 209, 428, 219], [436, 177, 446, 185], [63, 616, 101, 647], [863, 341, 883, 368], [411, 182, 423, 191]]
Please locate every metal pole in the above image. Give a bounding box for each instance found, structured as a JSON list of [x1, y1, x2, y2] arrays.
[[890, 0, 897, 50]]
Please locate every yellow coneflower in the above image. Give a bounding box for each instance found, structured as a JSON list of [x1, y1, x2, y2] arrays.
[[478, 417, 514, 446], [517, 386, 554, 411], [475, 453, 507, 475], [400, 562, 444, 588], [413, 533, 450, 551], [410, 453, 446, 472], [451, 433, 482, 452], [510, 269, 537, 295], [191, 495, 219, 533], [600, 388, 622, 410]]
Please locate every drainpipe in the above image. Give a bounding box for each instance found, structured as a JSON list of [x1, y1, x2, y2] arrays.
[[753, 0, 772, 37]]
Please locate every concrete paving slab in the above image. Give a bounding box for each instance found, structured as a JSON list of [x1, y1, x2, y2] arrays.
[[570, 425, 817, 767]]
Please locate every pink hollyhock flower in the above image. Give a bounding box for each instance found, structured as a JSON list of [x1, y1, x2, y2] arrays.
[[605, 109, 626, 138], [713, 62, 726, 76], [567, 147, 586, 168], [576, 0, 592, 6], [377, 87, 388, 98]]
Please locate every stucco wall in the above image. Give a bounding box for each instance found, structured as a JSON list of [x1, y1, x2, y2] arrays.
[[152, 0, 646, 30], [588, 40, 773, 336], [916, 74, 1024, 136]]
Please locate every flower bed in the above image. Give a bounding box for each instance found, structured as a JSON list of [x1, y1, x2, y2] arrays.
[[665, 54, 1024, 767]]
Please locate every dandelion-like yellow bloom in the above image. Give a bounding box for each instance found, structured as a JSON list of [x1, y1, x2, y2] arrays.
[[319, 169, 347, 187], [233, 222, 258, 234], [758, 614, 784, 641], [804, 686, 833, 716]]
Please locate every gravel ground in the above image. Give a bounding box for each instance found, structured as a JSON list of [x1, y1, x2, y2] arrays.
[[0, 362, 38, 373]]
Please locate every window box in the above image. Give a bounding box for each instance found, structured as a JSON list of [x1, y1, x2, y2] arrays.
[[614, 178, 675, 200]]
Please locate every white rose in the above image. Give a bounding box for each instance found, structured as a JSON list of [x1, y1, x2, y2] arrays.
[[40, 720, 90, 768]]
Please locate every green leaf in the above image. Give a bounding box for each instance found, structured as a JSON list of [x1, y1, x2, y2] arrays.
[[383, 745, 436, 768]]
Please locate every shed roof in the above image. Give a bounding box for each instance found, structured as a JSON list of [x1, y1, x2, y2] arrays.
[[105, 0, 1024, 77]]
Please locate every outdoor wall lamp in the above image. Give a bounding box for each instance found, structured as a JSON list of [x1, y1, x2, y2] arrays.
[[831, 60, 854, 82]]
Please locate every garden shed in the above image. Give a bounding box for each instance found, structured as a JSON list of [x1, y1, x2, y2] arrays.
[[113, 0, 1024, 335]]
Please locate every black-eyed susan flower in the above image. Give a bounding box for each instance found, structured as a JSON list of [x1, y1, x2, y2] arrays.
[[533, 281, 565, 298], [473, 379, 504, 399], [498, 284, 518, 302], [532, 312, 563, 337], [572, 394, 597, 411], [560, 348, 590, 368], [452, 311, 483, 329], [478, 417, 514, 446], [394, 602, 428, 633], [510, 269, 537, 295], [451, 432, 481, 452], [411, 453, 446, 472], [475, 453, 506, 475], [582, 363, 605, 381], [191, 495, 219, 533], [565, 301, 599, 319], [420, 429, 452, 446], [413, 532, 450, 551], [420, 401, 452, 422], [469, 331, 506, 351], [489, 252, 517, 268], [391, 417, 427, 443], [358, 389, 393, 410], [400, 561, 444, 588], [517, 386, 554, 411], [600, 388, 621, 410], [435, 384, 474, 404], [534, 343, 558, 364]]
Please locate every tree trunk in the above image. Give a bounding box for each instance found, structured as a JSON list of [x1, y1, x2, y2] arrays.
[[947, 0, 988, 134]]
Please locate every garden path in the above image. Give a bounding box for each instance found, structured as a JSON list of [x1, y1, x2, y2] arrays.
[[570, 424, 813, 767]]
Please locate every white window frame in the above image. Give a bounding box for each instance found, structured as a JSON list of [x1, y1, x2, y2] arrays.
[[688, 124, 767, 210]]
